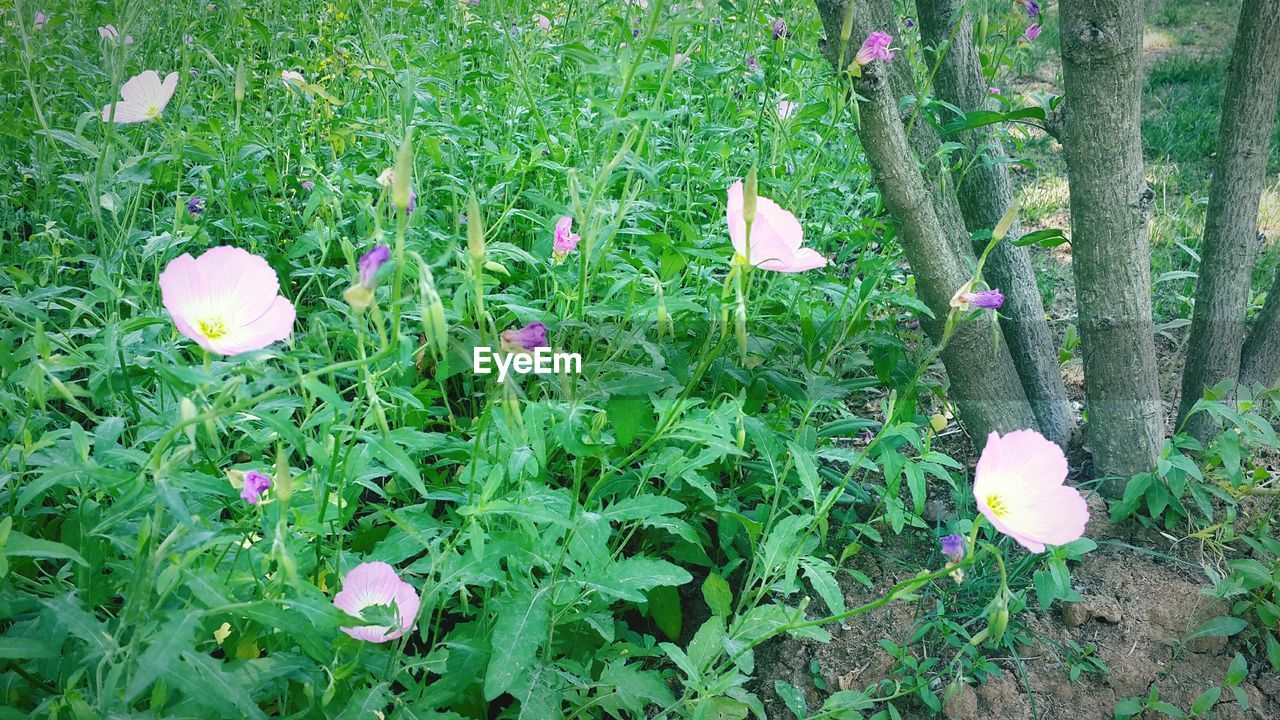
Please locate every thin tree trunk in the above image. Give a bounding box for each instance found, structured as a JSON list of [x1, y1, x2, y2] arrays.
[[917, 0, 1074, 448], [1060, 0, 1163, 490], [814, 0, 1039, 445], [1182, 0, 1280, 408], [1241, 270, 1280, 390]]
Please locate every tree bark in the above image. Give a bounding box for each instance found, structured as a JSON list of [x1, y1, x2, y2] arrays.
[[1241, 269, 1280, 391], [917, 0, 1074, 448], [814, 0, 1039, 446], [1059, 0, 1163, 489], [1182, 0, 1280, 407]]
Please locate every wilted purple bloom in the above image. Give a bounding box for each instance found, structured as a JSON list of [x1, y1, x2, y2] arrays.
[[301, 180, 315, 191], [459, 213, 468, 225], [501, 321, 548, 352], [189, 68, 199, 78], [1023, 23, 1041, 41], [772, 18, 791, 40], [183, 33, 194, 44], [855, 32, 894, 65], [186, 196, 206, 217], [405, 189, 417, 216], [241, 470, 271, 504], [553, 216, 580, 258], [952, 287, 1005, 310], [746, 56, 758, 71], [1015, 0, 1040, 18], [907, 319, 920, 330], [34, 12, 48, 30], [358, 244, 391, 288], [903, 17, 915, 28], [940, 533, 965, 563]]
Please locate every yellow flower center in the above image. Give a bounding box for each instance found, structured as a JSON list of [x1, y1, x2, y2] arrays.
[[145, 105, 160, 118], [985, 493, 1009, 518], [198, 316, 229, 340]]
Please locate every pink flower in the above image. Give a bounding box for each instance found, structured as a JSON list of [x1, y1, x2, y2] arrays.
[[776, 100, 799, 120], [102, 70, 178, 123], [726, 180, 828, 273], [501, 322, 549, 352], [534, 13, 551, 30], [1023, 23, 1041, 42], [673, 51, 689, 68], [241, 470, 271, 504], [988, 87, 1001, 95], [1015, 0, 1040, 19], [854, 31, 894, 66], [333, 562, 421, 643], [98, 24, 119, 41], [553, 216, 580, 258], [974, 430, 1088, 553], [34, 12, 48, 31], [358, 244, 391, 288], [281, 70, 306, 87], [159, 246, 296, 356], [772, 18, 791, 40]]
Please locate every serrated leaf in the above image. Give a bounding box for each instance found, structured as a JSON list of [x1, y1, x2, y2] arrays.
[[125, 614, 199, 702], [484, 588, 550, 701]]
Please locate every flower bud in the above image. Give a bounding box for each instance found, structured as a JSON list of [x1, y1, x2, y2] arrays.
[[180, 397, 198, 444], [234, 61, 246, 104], [343, 283, 374, 313], [418, 260, 448, 360], [735, 300, 748, 363], [840, 1, 855, 45], [743, 166, 758, 225], [466, 192, 485, 263], [392, 134, 413, 214], [275, 443, 292, 503]]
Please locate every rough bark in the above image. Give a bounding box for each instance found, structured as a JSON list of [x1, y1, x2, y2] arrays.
[[917, 0, 1074, 448], [1185, 0, 1280, 407], [1241, 270, 1280, 391], [1060, 0, 1163, 489], [814, 0, 1039, 445]]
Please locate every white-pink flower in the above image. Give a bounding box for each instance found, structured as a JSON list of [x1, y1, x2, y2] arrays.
[[534, 13, 551, 30], [333, 562, 421, 643], [973, 430, 1089, 553], [102, 70, 178, 123], [158, 246, 296, 356], [98, 24, 119, 41], [281, 70, 305, 87], [34, 12, 48, 31], [776, 100, 799, 120], [726, 180, 827, 273], [553, 215, 580, 259]]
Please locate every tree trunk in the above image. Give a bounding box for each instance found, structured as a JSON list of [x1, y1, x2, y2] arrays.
[[917, 0, 1074, 448], [1059, 0, 1163, 489], [1241, 269, 1280, 391], [1180, 0, 1280, 411], [814, 0, 1039, 446]]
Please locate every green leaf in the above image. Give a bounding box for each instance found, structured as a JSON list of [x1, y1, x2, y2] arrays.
[[648, 585, 683, 640], [1011, 228, 1069, 248], [1188, 616, 1247, 640], [125, 614, 199, 702], [484, 588, 550, 701], [1113, 697, 1144, 719], [592, 557, 692, 602], [702, 573, 732, 617], [1224, 652, 1247, 686], [44, 594, 116, 657], [0, 636, 58, 660], [606, 395, 653, 446], [799, 557, 845, 615], [1266, 633, 1280, 671], [789, 442, 822, 507], [365, 435, 428, 499], [600, 495, 685, 522], [774, 680, 808, 719], [1190, 687, 1220, 716], [4, 531, 87, 566], [941, 106, 1046, 134]]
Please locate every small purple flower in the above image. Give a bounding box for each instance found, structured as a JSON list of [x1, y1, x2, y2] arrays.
[[241, 470, 271, 504], [1023, 23, 1041, 42], [745, 56, 758, 71], [1015, 0, 1040, 18], [34, 12, 48, 31], [186, 196, 206, 217], [358, 244, 391, 288], [940, 534, 965, 564], [988, 87, 1001, 95], [907, 319, 920, 330], [183, 33, 194, 45], [459, 213, 468, 225], [501, 321, 548, 352], [301, 180, 315, 191], [405, 189, 417, 216], [772, 18, 791, 41], [903, 17, 915, 29], [632, 27, 640, 38]]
